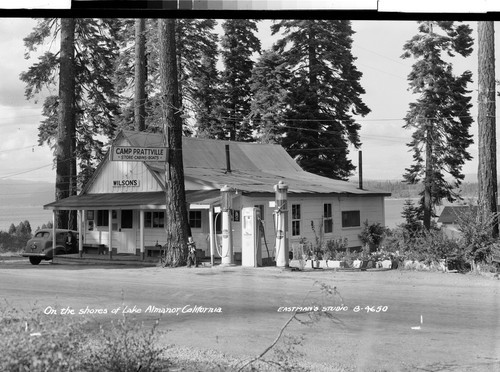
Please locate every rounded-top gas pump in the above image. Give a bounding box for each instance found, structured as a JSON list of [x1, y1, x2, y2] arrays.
[[274, 181, 289, 267], [220, 185, 234, 265]]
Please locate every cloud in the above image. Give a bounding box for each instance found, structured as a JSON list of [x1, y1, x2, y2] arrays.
[[0, 18, 50, 108]]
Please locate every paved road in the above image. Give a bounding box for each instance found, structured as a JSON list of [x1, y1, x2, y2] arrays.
[[1, 260, 499, 371]]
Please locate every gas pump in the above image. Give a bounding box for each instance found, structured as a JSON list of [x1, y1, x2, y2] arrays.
[[241, 207, 262, 267], [274, 181, 289, 267], [220, 185, 234, 265]]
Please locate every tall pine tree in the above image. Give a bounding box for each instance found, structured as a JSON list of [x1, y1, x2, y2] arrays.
[[114, 19, 220, 135], [158, 18, 190, 267], [249, 50, 291, 143], [21, 18, 122, 190], [402, 21, 474, 229], [271, 20, 370, 180], [477, 21, 498, 238], [215, 19, 260, 141]]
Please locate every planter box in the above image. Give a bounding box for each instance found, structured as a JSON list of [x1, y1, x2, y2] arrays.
[[328, 260, 344, 268], [381, 259, 392, 269]]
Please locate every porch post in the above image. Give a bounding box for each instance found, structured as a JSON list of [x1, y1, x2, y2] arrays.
[[108, 209, 113, 259], [209, 206, 215, 267], [52, 210, 56, 259], [140, 210, 145, 260], [78, 210, 83, 258]]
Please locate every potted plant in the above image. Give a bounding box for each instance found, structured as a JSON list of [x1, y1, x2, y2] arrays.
[[325, 237, 348, 268], [359, 220, 388, 253]]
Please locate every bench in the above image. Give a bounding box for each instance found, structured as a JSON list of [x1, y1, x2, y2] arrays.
[[145, 245, 165, 257], [83, 244, 107, 255], [145, 246, 206, 259]]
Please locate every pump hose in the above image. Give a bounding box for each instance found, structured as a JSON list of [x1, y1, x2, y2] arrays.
[[213, 212, 228, 258], [272, 212, 281, 261], [259, 219, 271, 259]]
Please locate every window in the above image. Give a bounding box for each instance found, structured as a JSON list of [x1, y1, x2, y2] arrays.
[[324, 203, 333, 233], [292, 204, 301, 236], [97, 210, 109, 227], [121, 210, 133, 229], [254, 205, 265, 221], [342, 210, 361, 228], [189, 211, 202, 229], [145, 211, 165, 228]]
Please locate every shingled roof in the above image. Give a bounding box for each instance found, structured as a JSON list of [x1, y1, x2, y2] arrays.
[[119, 130, 391, 196], [438, 205, 500, 224]]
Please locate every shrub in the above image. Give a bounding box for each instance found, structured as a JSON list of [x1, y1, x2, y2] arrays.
[[359, 220, 388, 251], [0, 304, 88, 372], [383, 227, 461, 266], [0, 304, 169, 372], [81, 317, 168, 372], [455, 204, 500, 271]]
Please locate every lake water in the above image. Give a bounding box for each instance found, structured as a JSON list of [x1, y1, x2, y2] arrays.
[[0, 206, 53, 232]]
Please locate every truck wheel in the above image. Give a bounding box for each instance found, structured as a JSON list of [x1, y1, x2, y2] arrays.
[[29, 257, 42, 265]]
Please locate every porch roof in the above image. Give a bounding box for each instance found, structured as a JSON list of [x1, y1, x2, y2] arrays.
[[44, 190, 222, 211]]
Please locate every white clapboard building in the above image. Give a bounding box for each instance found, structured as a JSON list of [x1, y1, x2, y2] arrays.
[[45, 130, 390, 261]]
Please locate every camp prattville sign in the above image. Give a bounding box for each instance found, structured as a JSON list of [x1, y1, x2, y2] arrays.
[[111, 146, 167, 162]]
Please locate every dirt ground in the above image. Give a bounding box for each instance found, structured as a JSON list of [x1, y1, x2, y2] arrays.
[[1, 260, 499, 371]]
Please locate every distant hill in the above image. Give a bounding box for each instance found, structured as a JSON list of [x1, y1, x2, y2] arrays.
[[361, 176, 485, 200], [0, 180, 54, 207]]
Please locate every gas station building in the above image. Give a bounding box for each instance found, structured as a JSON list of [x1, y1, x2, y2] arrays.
[[45, 130, 391, 265]]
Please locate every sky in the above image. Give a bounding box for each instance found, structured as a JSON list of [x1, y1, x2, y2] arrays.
[[0, 17, 499, 185]]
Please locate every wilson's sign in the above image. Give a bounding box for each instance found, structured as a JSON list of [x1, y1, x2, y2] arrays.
[[113, 179, 140, 187], [111, 146, 167, 162]]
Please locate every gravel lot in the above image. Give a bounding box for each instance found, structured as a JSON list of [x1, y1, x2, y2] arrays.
[[1, 259, 499, 371]]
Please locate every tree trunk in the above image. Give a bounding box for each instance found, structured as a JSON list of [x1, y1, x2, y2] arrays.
[[56, 18, 76, 230], [134, 18, 146, 132], [158, 19, 189, 267], [423, 127, 433, 230], [477, 21, 498, 238]]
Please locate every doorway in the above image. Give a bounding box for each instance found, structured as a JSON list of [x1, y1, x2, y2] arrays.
[[119, 210, 136, 254]]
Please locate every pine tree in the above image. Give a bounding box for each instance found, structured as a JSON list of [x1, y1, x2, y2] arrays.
[[114, 19, 220, 135], [271, 20, 370, 180], [217, 19, 261, 141], [400, 199, 423, 241], [158, 18, 190, 267], [249, 50, 291, 143], [134, 18, 147, 131], [21, 18, 122, 192], [402, 21, 474, 230], [477, 21, 498, 238], [176, 19, 221, 138]]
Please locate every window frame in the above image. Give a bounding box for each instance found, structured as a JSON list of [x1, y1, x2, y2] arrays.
[[189, 210, 202, 229], [144, 211, 165, 229], [254, 204, 265, 221], [96, 210, 109, 227], [341, 210, 361, 228], [323, 203, 333, 234], [291, 204, 301, 237]]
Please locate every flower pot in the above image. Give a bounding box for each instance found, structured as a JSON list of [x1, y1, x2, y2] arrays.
[[329, 260, 342, 268]]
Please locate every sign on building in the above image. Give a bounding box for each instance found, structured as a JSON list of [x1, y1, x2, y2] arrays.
[[111, 146, 167, 162]]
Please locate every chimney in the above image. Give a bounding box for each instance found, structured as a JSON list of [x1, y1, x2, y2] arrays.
[[358, 151, 363, 190], [225, 144, 232, 173]]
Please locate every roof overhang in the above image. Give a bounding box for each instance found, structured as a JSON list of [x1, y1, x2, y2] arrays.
[[44, 190, 222, 211]]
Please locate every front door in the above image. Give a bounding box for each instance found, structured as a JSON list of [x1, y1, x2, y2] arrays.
[[120, 210, 136, 254]]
